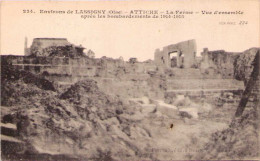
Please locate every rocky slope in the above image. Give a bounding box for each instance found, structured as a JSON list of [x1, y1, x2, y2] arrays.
[[1, 66, 229, 160], [234, 48, 259, 85], [1, 49, 259, 160], [194, 49, 260, 160]]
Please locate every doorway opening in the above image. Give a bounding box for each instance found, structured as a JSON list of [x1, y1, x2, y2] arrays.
[[169, 51, 179, 68]]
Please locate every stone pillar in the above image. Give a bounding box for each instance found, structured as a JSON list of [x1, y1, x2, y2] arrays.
[[176, 51, 181, 68], [163, 47, 170, 68]]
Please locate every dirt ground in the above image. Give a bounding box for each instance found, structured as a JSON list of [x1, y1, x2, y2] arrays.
[[3, 78, 256, 160], [1, 63, 259, 160]]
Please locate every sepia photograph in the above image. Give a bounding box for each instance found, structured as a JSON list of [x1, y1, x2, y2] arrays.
[[0, 0, 259, 160]]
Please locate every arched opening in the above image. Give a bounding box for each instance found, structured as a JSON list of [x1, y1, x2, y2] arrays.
[[169, 51, 179, 68]]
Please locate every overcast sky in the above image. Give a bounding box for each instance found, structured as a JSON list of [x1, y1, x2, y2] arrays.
[[1, 0, 259, 61]]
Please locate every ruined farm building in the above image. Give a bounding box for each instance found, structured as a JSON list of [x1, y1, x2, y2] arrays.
[[24, 38, 85, 57], [154, 39, 197, 68]]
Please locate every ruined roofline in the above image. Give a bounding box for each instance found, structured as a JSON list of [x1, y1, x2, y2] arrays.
[[164, 39, 196, 48], [174, 39, 196, 46], [155, 39, 196, 52], [33, 38, 68, 40], [204, 50, 242, 56]]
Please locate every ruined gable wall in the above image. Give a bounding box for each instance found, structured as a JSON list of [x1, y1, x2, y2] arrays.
[[154, 49, 165, 67], [154, 39, 197, 68], [167, 39, 196, 68], [31, 38, 70, 49], [30, 38, 70, 56]]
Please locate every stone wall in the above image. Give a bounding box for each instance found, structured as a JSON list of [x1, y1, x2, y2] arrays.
[[2, 45, 248, 102], [154, 39, 197, 68], [2, 55, 158, 83], [200, 48, 241, 78]]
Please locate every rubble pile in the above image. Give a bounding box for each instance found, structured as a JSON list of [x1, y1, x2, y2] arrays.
[[1, 46, 260, 160], [146, 73, 167, 99], [1, 63, 55, 92], [60, 80, 125, 120], [215, 92, 242, 107], [41, 45, 87, 58], [1, 64, 55, 106], [0, 70, 152, 160], [1, 70, 251, 160]]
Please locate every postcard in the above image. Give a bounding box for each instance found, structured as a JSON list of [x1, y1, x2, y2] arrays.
[[1, 0, 259, 160]]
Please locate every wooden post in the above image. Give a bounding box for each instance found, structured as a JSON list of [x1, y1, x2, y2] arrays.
[[235, 50, 259, 117]]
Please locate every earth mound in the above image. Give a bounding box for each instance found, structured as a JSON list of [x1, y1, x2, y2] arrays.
[[1, 62, 55, 106], [1, 75, 146, 160], [196, 108, 258, 160], [60, 80, 124, 120], [1, 60, 55, 91]]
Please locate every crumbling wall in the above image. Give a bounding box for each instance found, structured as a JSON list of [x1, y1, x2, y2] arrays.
[[196, 50, 260, 160], [154, 39, 197, 68], [1, 59, 56, 106], [30, 38, 70, 56], [4, 55, 156, 83], [200, 48, 240, 78], [42, 45, 86, 58], [7, 56, 103, 78]]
